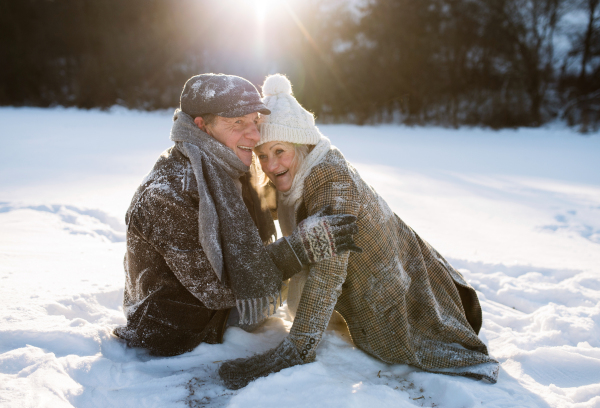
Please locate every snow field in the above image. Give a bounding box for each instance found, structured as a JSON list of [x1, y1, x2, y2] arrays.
[[1, 107, 599, 407]]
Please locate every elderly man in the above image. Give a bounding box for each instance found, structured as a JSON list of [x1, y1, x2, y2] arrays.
[[113, 74, 359, 356]]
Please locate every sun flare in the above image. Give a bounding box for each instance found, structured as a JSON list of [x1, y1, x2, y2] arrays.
[[254, 0, 284, 22]]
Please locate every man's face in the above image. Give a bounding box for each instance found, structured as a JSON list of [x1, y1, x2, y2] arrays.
[[197, 113, 261, 167]]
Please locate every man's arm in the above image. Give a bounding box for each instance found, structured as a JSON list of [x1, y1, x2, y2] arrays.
[[265, 238, 303, 281], [129, 188, 236, 310]]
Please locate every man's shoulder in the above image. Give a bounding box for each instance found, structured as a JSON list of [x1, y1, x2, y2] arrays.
[[139, 146, 188, 191], [126, 145, 192, 218], [152, 146, 189, 174]]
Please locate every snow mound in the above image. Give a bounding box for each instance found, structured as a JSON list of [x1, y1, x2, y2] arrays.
[[0, 203, 125, 242]]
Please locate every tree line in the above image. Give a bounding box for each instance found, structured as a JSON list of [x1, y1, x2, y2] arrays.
[[1, 0, 598, 130]]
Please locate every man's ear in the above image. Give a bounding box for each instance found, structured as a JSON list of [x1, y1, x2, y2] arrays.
[[194, 116, 209, 133]]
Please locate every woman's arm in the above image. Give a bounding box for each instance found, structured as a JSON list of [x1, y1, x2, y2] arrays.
[[287, 163, 361, 361], [218, 162, 362, 389]]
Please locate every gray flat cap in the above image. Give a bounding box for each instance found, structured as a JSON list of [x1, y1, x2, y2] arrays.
[[180, 73, 271, 118]]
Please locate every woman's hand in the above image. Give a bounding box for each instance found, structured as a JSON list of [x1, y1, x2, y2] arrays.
[[287, 205, 362, 265]]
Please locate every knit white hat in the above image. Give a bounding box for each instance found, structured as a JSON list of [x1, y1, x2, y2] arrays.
[[257, 74, 323, 147]]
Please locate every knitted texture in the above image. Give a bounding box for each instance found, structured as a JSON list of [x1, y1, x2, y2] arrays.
[[286, 206, 360, 265], [298, 217, 334, 263], [257, 74, 323, 147], [170, 110, 283, 325], [219, 337, 304, 390]]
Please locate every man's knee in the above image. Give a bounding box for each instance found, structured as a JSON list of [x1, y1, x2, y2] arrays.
[[116, 297, 230, 356]]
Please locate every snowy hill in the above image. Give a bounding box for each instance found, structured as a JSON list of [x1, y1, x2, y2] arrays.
[[1, 107, 599, 407]]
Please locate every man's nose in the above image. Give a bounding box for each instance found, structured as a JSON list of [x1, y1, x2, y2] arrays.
[[245, 123, 260, 143]]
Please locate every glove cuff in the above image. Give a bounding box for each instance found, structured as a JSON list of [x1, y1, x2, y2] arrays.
[[287, 232, 310, 265], [266, 237, 304, 280], [294, 219, 336, 264]]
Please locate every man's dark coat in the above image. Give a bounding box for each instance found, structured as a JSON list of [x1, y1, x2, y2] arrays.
[[114, 146, 298, 356]]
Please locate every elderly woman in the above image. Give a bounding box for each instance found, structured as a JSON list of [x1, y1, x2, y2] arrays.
[[218, 75, 499, 389]]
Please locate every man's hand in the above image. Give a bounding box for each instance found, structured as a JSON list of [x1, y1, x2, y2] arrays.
[[287, 205, 362, 265]]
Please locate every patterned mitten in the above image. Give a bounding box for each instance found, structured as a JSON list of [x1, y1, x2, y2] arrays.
[[287, 205, 361, 265], [218, 337, 304, 390]]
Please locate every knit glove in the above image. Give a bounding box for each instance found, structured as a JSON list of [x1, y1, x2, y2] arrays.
[[287, 205, 362, 265], [218, 337, 305, 390]]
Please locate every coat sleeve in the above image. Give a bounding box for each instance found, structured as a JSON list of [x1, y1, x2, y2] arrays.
[[287, 163, 361, 359], [266, 237, 304, 281], [129, 186, 237, 310]]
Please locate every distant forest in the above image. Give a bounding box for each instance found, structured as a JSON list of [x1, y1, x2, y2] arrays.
[[1, 0, 599, 130]]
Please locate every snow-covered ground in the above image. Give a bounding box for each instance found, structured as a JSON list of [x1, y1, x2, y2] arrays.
[[1, 107, 599, 408]]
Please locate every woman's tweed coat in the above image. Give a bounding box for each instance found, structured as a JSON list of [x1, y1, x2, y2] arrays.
[[288, 148, 499, 382]]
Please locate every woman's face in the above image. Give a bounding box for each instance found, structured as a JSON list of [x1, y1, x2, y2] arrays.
[[255, 141, 297, 192]]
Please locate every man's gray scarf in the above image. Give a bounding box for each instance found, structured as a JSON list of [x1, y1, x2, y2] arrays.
[[170, 109, 281, 324]]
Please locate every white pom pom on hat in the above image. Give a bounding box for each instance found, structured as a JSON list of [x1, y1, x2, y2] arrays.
[[257, 74, 323, 147], [262, 74, 293, 96]]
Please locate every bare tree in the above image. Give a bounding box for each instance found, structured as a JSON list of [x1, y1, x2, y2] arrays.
[[498, 0, 566, 125], [558, 0, 600, 130], [578, 0, 600, 84]]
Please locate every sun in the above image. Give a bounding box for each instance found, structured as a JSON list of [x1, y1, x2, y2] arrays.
[[254, 0, 284, 22]]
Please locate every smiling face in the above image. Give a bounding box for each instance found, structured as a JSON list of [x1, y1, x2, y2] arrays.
[[255, 141, 298, 192], [194, 112, 261, 166]]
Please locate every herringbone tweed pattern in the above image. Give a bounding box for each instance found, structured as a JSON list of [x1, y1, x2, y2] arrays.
[[287, 148, 499, 382]]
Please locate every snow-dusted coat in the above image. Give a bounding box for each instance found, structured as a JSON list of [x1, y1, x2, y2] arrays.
[[115, 146, 298, 356], [288, 148, 499, 381]]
